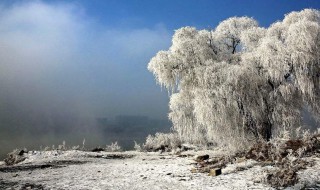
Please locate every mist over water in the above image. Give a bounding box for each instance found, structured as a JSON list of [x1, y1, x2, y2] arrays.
[[0, 114, 171, 160], [0, 1, 171, 159]]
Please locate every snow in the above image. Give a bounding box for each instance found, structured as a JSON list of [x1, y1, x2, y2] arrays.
[[1, 150, 319, 189]]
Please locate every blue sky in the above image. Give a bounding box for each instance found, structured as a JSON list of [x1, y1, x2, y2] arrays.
[[63, 0, 320, 28], [0, 0, 319, 121]]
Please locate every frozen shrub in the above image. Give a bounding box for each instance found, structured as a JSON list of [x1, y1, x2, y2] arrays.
[[133, 141, 142, 152], [106, 141, 122, 152], [58, 140, 66, 151], [143, 132, 182, 152], [72, 145, 80, 150], [265, 167, 298, 187], [44, 146, 50, 151], [245, 131, 320, 187], [82, 138, 86, 150]]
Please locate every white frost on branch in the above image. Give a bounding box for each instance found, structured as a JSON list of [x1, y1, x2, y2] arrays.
[[148, 9, 320, 151]]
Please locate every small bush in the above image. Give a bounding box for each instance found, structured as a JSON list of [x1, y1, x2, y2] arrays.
[[143, 132, 182, 152], [265, 168, 298, 187], [245, 131, 320, 188], [57, 141, 66, 151], [106, 142, 122, 152], [133, 141, 142, 152]]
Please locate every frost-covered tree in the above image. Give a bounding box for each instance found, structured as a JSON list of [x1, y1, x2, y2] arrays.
[[148, 9, 320, 151]]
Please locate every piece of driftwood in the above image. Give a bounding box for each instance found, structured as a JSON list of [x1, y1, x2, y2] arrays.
[[208, 168, 222, 176]]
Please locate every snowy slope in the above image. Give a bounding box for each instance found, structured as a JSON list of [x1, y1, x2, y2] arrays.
[[0, 150, 319, 190]]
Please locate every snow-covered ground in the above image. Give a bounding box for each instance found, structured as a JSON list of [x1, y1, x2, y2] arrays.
[[0, 150, 319, 190]]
